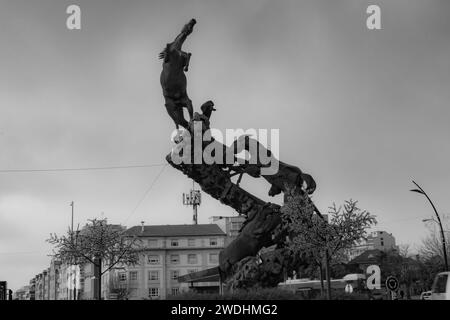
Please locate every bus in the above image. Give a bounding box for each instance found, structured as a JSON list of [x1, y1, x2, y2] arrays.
[[278, 274, 367, 298]]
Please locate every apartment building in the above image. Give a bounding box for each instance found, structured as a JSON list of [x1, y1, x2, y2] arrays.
[[13, 286, 29, 300], [23, 223, 227, 300], [33, 270, 48, 300], [116, 224, 226, 300], [346, 230, 398, 261], [48, 259, 61, 300], [28, 278, 35, 300], [209, 215, 246, 246]]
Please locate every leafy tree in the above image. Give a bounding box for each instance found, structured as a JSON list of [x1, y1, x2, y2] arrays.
[[398, 244, 411, 258], [377, 250, 419, 298], [281, 187, 377, 299], [48, 218, 141, 300], [419, 216, 450, 264], [420, 255, 444, 289]]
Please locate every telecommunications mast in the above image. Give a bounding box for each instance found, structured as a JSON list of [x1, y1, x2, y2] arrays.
[[183, 180, 201, 224]]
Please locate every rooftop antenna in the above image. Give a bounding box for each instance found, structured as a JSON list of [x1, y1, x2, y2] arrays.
[[183, 180, 201, 224]]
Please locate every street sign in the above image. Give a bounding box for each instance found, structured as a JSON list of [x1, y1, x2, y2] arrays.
[[385, 276, 399, 292]]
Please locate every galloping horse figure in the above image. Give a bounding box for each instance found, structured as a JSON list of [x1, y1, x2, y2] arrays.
[[159, 19, 196, 129]]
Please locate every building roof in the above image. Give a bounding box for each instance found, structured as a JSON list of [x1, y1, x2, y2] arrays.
[[348, 249, 383, 265], [125, 224, 226, 237]]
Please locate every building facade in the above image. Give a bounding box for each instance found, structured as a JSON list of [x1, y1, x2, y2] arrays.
[[119, 224, 226, 300], [34, 273, 42, 300], [21, 223, 227, 300], [13, 286, 29, 300], [346, 230, 398, 261], [209, 215, 245, 246], [28, 278, 35, 300], [48, 259, 61, 300]]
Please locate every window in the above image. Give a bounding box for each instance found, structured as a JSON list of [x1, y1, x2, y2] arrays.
[[149, 270, 159, 281], [171, 239, 179, 247], [188, 254, 198, 264], [148, 239, 158, 247], [170, 254, 180, 264], [209, 253, 219, 264], [171, 270, 179, 280], [188, 239, 196, 247], [148, 255, 160, 265], [433, 274, 448, 294], [188, 269, 198, 274], [149, 287, 159, 298], [381, 241, 384, 246], [171, 287, 179, 296], [129, 271, 138, 281], [118, 272, 126, 282], [209, 238, 218, 246], [231, 222, 241, 231]]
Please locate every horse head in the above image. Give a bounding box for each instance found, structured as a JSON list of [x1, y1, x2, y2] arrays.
[[159, 19, 196, 67], [181, 19, 197, 38]]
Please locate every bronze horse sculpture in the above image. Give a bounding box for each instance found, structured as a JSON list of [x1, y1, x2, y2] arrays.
[[160, 19, 196, 129], [162, 19, 322, 287]]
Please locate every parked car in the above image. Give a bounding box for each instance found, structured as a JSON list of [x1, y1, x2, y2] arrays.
[[420, 291, 432, 300], [431, 272, 450, 300]]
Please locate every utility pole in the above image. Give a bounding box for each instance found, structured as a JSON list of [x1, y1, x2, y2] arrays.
[[69, 201, 77, 300], [183, 181, 201, 224], [323, 213, 332, 300], [70, 201, 74, 236]]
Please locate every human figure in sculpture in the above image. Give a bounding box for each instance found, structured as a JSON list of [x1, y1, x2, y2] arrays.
[[160, 19, 196, 129]]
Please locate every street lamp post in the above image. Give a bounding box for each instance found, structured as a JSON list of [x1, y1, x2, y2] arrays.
[[411, 180, 449, 271]]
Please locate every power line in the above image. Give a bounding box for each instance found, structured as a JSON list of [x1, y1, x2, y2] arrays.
[[0, 163, 166, 173], [122, 164, 168, 224]]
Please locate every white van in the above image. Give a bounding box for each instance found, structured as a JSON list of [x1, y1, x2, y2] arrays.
[[431, 272, 450, 300]]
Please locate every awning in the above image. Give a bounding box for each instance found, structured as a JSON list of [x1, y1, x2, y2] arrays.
[[177, 267, 220, 283]]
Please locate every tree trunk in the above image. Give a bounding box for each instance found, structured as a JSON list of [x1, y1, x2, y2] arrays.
[[94, 258, 102, 300], [98, 258, 102, 300], [318, 264, 324, 296], [325, 250, 332, 300]]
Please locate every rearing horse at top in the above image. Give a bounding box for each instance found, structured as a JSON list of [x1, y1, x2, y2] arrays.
[[159, 19, 196, 129]]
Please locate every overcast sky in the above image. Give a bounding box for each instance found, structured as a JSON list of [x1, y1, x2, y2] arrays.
[[1, 0, 450, 290]]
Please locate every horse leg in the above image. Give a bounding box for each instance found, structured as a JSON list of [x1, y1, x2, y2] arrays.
[[176, 106, 189, 129], [185, 98, 194, 120], [184, 52, 192, 72], [165, 100, 188, 129]]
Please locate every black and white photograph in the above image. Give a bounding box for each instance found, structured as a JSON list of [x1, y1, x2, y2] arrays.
[[1, 0, 450, 312]]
